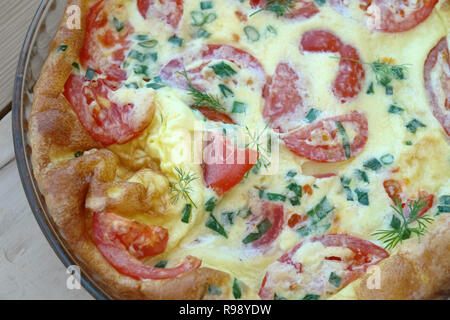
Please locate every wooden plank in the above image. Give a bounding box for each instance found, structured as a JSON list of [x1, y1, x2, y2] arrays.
[[0, 0, 41, 111], [0, 112, 92, 299]]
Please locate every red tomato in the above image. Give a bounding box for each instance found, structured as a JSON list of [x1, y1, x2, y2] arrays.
[[330, 0, 437, 33], [202, 133, 258, 195], [245, 200, 285, 248], [383, 179, 434, 218], [301, 30, 365, 103], [80, 0, 133, 82], [250, 0, 320, 20], [64, 75, 153, 146], [137, 0, 184, 29], [262, 62, 308, 132], [160, 44, 265, 89], [424, 37, 450, 137], [258, 234, 389, 299], [93, 212, 201, 280], [282, 111, 369, 163], [196, 107, 235, 124]]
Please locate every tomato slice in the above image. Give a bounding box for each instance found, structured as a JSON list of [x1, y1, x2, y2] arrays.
[[424, 37, 450, 137], [64, 75, 153, 146], [383, 179, 434, 218], [160, 44, 265, 89], [202, 133, 258, 195], [258, 234, 389, 300], [250, 0, 320, 20], [282, 111, 369, 163], [262, 62, 308, 132], [330, 0, 437, 33], [93, 211, 201, 280], [301, 29, 365, 103], [80, 0, 133, 82], [196, 107, 235, 124], [137, 0, 184, 29], [245, 199, 285, 248]]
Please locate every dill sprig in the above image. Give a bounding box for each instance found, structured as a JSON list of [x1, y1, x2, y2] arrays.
[[372, 198, 434, 251], [169, 167, 198, 208], [330, 56, 409, 87], [244, 123, 272, 177], [177, 70, 226, 111], [249, 0, 296, 17]]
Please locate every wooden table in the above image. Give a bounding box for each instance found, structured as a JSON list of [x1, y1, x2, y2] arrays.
[[0, 0, 91, 300]]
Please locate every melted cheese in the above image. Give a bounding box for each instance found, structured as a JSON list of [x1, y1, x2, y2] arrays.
[[102, 0, 450, 299]]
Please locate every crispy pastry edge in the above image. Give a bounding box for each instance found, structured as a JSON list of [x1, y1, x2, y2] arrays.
[[29, 0, 449, 300]]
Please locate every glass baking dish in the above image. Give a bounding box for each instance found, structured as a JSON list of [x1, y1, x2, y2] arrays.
[[12, 0, 111, 300]]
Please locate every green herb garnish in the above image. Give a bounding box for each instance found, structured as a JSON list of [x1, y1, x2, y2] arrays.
[[305, 108, 321, 123], [206, 213, 228, 238], [355, 188, 369, 206], [210, 62, 237, 78], [242, 218, 272, 244], [155, 260, 168, 268], [169, 167, 198, 208], [336, 121, 351, 159], [232, 278, 242, 299], [244, 26, 260, 42], [328, 272, 342, 288], [113, 17, 124, 32], [373, 198, 434, 251], [250, 0, 296, 17], [178, 70, 225, 111], [363, 158, 382, 171], [181, 204, 192, 223], [406, 119, 426, 134]]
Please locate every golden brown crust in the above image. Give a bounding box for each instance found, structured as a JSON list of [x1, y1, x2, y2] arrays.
[[29, 0, 450, 299], [30, 0, 231, 300], [332, 214, 450, 300]]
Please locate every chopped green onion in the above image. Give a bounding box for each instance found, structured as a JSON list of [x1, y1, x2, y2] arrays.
[[232, 101, 246, 113], [328, 272, 342, 288], [196, 28, 211, 38], [266, 193, 286, 202], [266, 25, 277, 36], [72, 62, 80, 70], [147, 83, 165, 90], [380, 154, 394, 165], [200, 1, 214, 10], [405, 141, 413, 146], [355, 188, 369, 206], [85, 68, 96, 80], [343, 186, 354, 201], [181, 204, 192, 223], [340, 176, 351, 186], [363, 158, 382, 171], [287, 182, 302, 197], [125, 82, 139, 89], [286, 170, 297, 178], [205, 197, 217, 212], [336, 121, 351, 159], [289, 197, 301, 206], [385, 85, 393, 95], [136, 34, 149, 41], [232, 278, 242, 299], [221, 211, 236, 225], [354, 169, 369, 183], [244, 26, 260, 42], [74, 151, 83, 158], [210, 62, 237, 78], [138, 39, 158, 49], [303, 294, 320, 300], [133, 64, 149, 76], [388, 104, 404, 114], [305, 108, 321, 123], [154, 260, 168, 268], [313, 0, 326, 5], [366, 82, 374, 94], [307, 197, 334, 222], [440, 195, 450, 205], [113, 17, 124, 32], [168, 35, 183, 47], [219, 84, 234, 98], [205, 213, 228, 238], [406, 119, 426, 133], [242, 218, 272, 244]]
